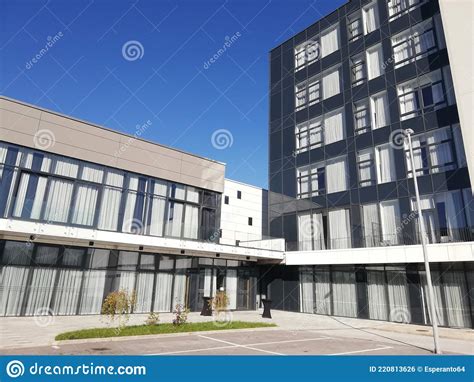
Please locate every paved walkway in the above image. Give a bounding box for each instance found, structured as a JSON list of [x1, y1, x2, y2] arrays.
[[1, 310, 473, 355]]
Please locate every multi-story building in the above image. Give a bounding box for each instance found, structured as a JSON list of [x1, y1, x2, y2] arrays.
[[267, 0, 473, 327], [0, 97, 283, 316]]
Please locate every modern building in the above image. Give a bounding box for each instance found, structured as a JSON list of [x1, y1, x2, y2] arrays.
[[0, 96, 282, 316], [267, 0, 474, 327], [1, 0, 473, 330]]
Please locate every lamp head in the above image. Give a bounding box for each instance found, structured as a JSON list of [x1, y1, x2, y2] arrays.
[[404, 128, 414, 136]]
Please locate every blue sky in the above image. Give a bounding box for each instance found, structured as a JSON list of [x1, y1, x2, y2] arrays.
[[1, 0, 347, 188]]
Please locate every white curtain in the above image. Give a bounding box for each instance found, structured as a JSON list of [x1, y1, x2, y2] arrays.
[[81, 164, 104, 183], [363, 203, 380, 247], [420, 271, 445, 326], [183, 205, 199, 239], [367, 271, 388, 320], [71, 185, 98, 226], [363, 3, 378, 34], [452, 124, 467, 167], [300, 269, 314, 313], [52, 157, 79, 178], [98, 170, 124, 230], [442, 271, 471, 328], [314, 269, 331, 314], [367, 45, 382, 79], [428, 129, 452, 172], [79, 270, 107, 314], [371, 92, 389, 129], [154, 272, 173, 312], [134, 273, 154, 313], [149, 196, 166, 236], [326, 157, 347, 193], [380, 200, 401, 245], [324, 110, 344, 144], [24, 267, 57, 315], [392, 33, 411, 65], [172, 273, 187, 307], [0, 267, 30, 316], [44, 179, 74, 223], [226, 269, 238, 310], [51, 269, 83, 315], [12, 173, 47, 219], [322, 69, 340, 99], [313, 212, 325, 250], [376, 145, 395, 183], [321, 26, 339, 57], [328, 209, 351, 249], [358, 150, 374, 186], [166, 202, 184, 237], [443, 191, 466, 238], [332, 271, 357, 317], [387, 270, 410, 323], [298, 212, 313, 251], [398, 83, 417, 119]]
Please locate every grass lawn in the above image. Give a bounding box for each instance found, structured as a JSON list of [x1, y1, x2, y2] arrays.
[[55, 321, 277, 341]]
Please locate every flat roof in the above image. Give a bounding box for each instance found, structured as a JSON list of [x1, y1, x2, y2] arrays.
[[0, 95, 225, 166]]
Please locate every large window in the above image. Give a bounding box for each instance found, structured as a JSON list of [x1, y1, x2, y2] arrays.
[[357, 144, 395, 186], [397, 68, 454, 120], [366, 43, 384, 80], [370, 91, 390, 129], [353, 99, 370, 134], [347, 10, 362, 41], [295, 66, 340, 110], [375, 143, 396, 184], [404, 127, 458, 177], [350, 54, 366, 87], [0, 142, 220, 243], [296, 155, 348, 199], [320, 24, 340, 58], [357, 149, 376, 187], [362, 1, 379, 35], [388, 0, 427, 21], [392, 18, 442, 68]]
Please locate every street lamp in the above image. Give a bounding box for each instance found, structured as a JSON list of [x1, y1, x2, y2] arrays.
[[404, 128, 442, 354]]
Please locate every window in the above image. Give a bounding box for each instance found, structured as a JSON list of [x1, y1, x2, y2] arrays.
[[237, 190, 241, 199], [347, 11, 362, 41], [350, 54, 366, 86], [321, 66, 340, 100], [295, 77, 321, 110], [392, 19, 439, 68], [297, 163, 325, 199], [98, 170, 124, 231], [354, 99, 370, 135], [320, 24, 339, 57], [295, 108, 344, 152], [326, 156, 348, 193], [224, 195, 229, 204], [397, 69, 446, 120], [295, 118, 323, 152], [379, 200, 401, 245], [248, 217, 253, 226], [366, 44, 383, 80], [375, 144, 396, 183], [122, 175, 147, 234], [165, 201, 184, 237], [362, 203, 381, 247], [295, 39, 320, 71], [404, 127, 456, 177], [370, 91, 390, 129], [388, 0, 427, 21], [362, 1, 379, 34], [357, 149, 376, 187]]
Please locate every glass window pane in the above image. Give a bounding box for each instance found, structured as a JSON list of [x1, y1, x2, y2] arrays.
[[71, 184, 98, 226], [158, 255, 174, 270], [2, 241, 33, 265], [85, 249, 110, 269], [139, 254, 156, 270], [62, 248, 85, 267], [43, 178, 74, 223], [35, 245, 60, 265], [166, 201, 184, 237], [117, 251, 139, 270]]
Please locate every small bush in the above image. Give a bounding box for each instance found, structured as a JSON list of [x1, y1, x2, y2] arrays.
[[172, 304, 190, 325], [101, 289, 136, 330], [210, 291, 229, 313], [145, 312, 159, 326]]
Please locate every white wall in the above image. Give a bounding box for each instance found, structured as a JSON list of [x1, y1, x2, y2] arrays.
[[438, 0, 474, 191], [220, 179, 268, 245]]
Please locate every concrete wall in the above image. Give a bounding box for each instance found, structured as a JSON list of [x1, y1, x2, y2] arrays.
[[0, 97, 225, 193], [220, 179, 269, 245], [439, 0, 474, 191]]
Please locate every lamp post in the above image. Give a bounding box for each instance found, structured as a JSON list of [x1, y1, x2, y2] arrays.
[[404, 128, 441, 354]]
